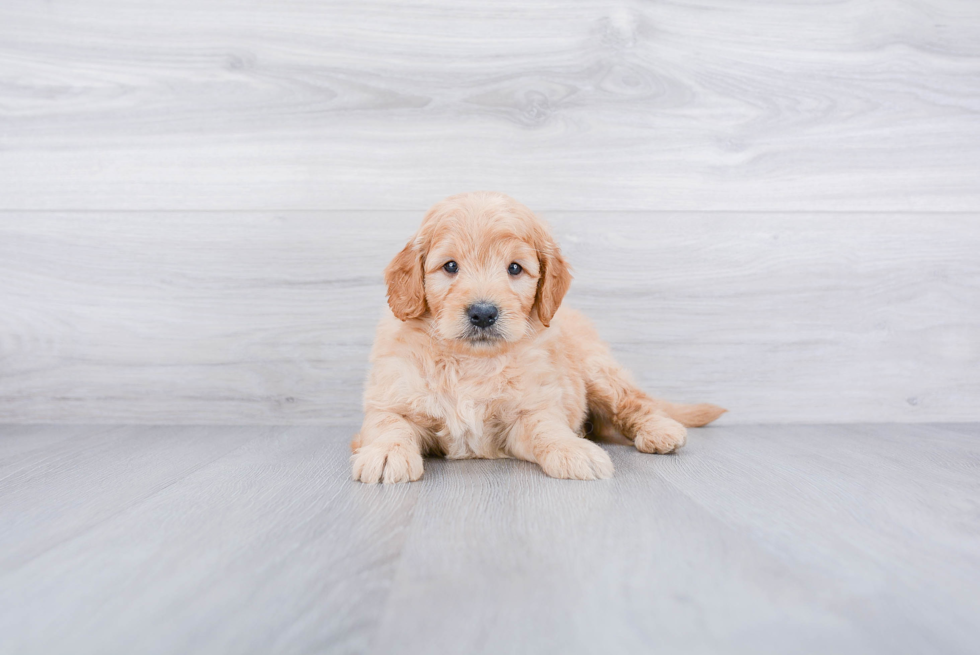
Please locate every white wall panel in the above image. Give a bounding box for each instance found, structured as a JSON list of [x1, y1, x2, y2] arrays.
[[0, 0, 978, 211], [2, 212, 976, 424]]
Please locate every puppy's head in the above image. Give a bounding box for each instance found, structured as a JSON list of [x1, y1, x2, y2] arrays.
[[385, 191, 571, 352]]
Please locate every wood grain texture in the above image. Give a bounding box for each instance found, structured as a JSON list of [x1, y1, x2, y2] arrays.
[[1, 0, 979, 211], [1, 423, 978, 654], [0, 425, 263, 569], [375, 423, 980, 654], [0, 426, 420, 655], [1, 211, 977, 424]]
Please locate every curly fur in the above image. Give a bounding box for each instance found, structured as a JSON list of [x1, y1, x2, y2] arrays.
[[352, 191, 725, 482]]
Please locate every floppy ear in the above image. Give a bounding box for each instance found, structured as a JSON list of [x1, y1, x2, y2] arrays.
[[535, 241, 572, 328], [384, 241, 427, 320]]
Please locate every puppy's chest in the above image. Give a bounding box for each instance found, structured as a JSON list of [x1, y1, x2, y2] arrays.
[[421, 369, 520, 459]]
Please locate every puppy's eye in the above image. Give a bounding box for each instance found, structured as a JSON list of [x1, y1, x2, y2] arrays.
[[507, 262, 523, 276], [443, 261, 458, 274]]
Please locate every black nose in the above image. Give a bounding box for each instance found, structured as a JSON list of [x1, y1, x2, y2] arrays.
[[467, 302, 498, 328]]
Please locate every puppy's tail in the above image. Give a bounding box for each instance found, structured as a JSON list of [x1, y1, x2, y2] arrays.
[[662, 402, 727, 428]]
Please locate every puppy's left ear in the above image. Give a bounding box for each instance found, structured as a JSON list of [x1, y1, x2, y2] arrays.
[[535, 240, 572, 328], [384, 240, 427, 320]]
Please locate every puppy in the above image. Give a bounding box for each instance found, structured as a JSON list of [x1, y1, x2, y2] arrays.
[[351, 191, 725, 483]]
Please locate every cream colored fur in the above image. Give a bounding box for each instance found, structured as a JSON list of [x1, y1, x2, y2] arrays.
[[351, 191, 725, 483]]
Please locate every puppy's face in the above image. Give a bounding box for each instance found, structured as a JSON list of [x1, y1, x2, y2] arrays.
[[424, 225, 540, 346], [385, 192, 571, 353]]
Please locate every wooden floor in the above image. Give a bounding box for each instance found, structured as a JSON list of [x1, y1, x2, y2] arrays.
[[1, 423, 977, 654]]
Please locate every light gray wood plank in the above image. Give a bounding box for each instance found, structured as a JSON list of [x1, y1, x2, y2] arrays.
[[1, 0, 979, 211], [0, 425, 418, 655], [650, 423, 980, 654], [372, 455, 874, 654], [0, 425, 109, 472], [1, 424, 978, 654], [1, 212, 977, 424], [0, 425, 266, 568], [365, 423, 980, 654]]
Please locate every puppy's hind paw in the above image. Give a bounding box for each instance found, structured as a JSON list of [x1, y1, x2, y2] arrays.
[[633, 415, 687, 454], [351, 442, 424, 484], [538, 439, 614, 480]]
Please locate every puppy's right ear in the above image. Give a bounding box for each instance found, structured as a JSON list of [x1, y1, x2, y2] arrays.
[[384, 241, 426, 320]]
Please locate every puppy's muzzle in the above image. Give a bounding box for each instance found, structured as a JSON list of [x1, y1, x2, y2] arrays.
[[466, 302, 498, 329]]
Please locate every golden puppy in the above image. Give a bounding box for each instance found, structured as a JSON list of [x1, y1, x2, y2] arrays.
[[352, 191, 725, 483]]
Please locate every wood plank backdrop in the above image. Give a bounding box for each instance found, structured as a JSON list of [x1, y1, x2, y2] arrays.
[[1, 0, 978, 424], [2, 212, 977, 424]]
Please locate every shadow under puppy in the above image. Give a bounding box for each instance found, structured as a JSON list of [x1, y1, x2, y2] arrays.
[[352, 191, 725, 483]]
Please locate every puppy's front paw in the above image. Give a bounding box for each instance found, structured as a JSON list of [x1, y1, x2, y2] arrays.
[[633, 415, 687, 454], [351, 442, 424, 484], [538, 438, 614, 480]]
